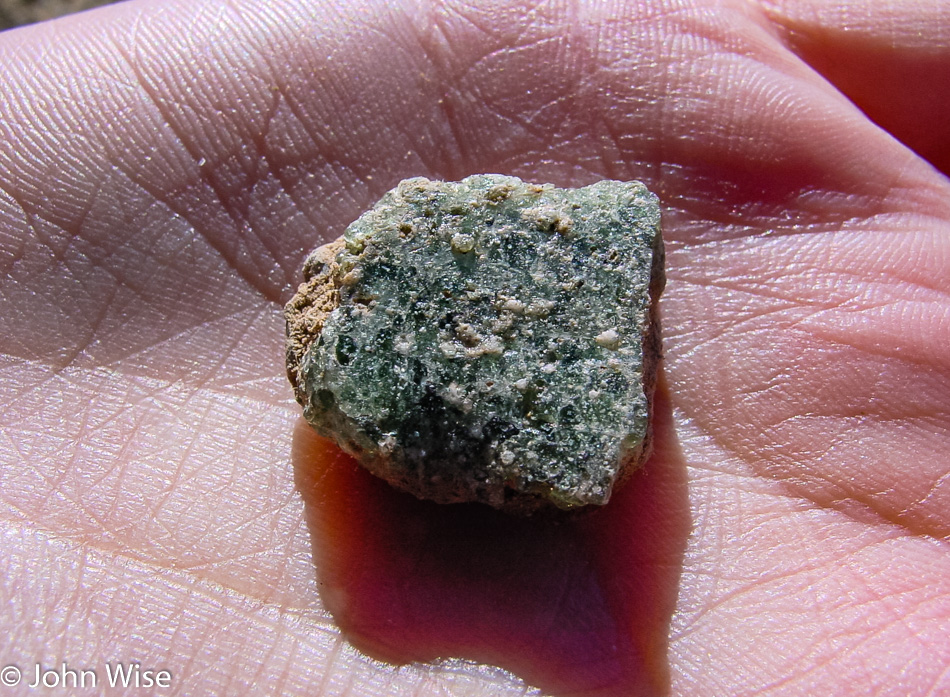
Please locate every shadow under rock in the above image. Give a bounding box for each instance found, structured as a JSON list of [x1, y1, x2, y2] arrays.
[[292, 376, 689, 697]]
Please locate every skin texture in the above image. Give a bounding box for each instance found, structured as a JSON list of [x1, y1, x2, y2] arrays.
[[0, 0, 948, 695]]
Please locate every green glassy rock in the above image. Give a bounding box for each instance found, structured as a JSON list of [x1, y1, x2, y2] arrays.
[[286, 175, 664, 513]]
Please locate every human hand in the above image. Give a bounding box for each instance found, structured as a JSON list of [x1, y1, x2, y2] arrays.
[[1, 1, 947, 696]]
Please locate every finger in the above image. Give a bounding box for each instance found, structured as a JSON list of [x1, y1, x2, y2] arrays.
[[660, 3, 950, 545], [762, 0, 950, 177]]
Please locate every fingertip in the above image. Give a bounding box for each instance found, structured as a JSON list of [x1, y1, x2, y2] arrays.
[[761, 0, 950, 178]]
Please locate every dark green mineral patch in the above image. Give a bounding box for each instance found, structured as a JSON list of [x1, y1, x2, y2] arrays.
[[286, 175, 664, 513]]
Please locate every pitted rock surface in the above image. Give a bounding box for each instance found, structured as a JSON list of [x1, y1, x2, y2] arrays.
[[286, 175, 664, 513]]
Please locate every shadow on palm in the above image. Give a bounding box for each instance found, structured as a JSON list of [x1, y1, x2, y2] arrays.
[[294, 378, 688, 697]]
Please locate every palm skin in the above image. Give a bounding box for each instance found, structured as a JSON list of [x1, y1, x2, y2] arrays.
[[1, 0, 948, 695]]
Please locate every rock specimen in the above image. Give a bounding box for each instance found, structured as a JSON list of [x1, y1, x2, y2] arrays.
[[286, 175, 664, 513]]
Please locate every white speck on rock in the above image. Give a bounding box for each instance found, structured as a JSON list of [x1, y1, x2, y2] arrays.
[[595, 328, 621, 350], [451, 233, 475, 253]]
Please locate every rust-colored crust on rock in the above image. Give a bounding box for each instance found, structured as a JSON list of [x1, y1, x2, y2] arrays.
[[284, 238, 345, 403]]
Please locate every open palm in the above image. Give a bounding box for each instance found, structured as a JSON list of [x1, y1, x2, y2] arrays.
[[1, 0, 948, 695]]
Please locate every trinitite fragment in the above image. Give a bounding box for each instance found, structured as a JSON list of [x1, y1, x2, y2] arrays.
[[286, 175, 664, 513]]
